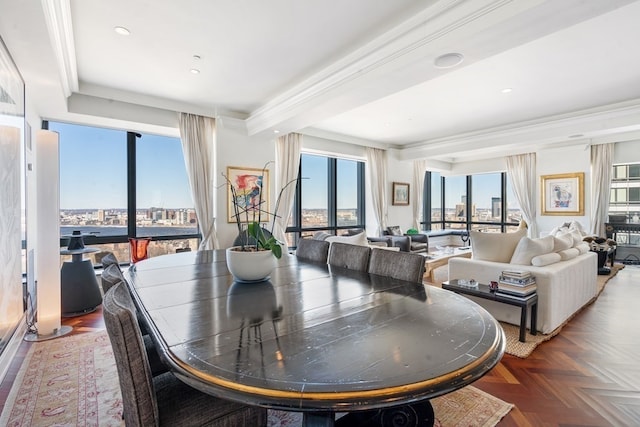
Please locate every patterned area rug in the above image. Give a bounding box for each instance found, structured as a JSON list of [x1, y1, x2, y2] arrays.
[[501, 263, 625, 358], [1, 331, 513, 427]]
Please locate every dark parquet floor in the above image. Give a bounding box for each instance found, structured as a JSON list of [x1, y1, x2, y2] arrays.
[[1, 265, 639, 426]]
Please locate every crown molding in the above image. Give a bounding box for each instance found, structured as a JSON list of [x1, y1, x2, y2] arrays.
[[398, 99, 640, 161], [41, 0, 78, 97], [245, 0, 518, 136]]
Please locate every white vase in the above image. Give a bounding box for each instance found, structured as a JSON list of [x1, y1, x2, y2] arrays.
[[225, 246, 277, 282]]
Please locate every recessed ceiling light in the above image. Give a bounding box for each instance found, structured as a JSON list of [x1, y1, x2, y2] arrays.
[[114, 26, 130, 36], [273, 130, 280, 134], [569, 134, 584, 138], [190, 68, 200, 74], [501, 88, 513, 94], [434, 53, 464, 69]]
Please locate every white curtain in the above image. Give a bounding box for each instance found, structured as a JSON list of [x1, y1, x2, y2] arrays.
[[590, 143, 614, 236], [273, 133, 302, 244], [366, 148, 388, 236], [412, 160, 428, 231], [505, 153, 538, 237], [178, 113, 218, 250]]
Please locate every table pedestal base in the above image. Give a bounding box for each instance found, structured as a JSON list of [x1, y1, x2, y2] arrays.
[[302, 401, 434, 427]]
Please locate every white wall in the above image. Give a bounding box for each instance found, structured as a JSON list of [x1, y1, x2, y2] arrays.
[[536, 145, 591, 236], [614, 140, 640, 164], [215, 120, 276, 248]]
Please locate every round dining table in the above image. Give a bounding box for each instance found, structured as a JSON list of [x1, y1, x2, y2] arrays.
[[125, 250, 505, 426]]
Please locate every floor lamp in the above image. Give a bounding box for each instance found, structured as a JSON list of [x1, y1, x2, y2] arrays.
[[25, 130, 72, 341]]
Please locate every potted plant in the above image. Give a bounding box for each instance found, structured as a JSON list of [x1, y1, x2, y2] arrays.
[[223, 162, 295, 282]]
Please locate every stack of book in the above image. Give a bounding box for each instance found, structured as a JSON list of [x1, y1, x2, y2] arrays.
[[497, 270, 537, 297]]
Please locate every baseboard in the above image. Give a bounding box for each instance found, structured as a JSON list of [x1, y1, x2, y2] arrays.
[[0, 313, 28, 385]]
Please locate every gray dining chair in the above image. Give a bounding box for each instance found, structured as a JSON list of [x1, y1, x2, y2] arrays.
[[100, 251, 120, 269], [103, 282, 267, 426], [327, 242, 371, 272], [101, 263, 125, 294], [368, 248, 426, 283], [295, 239, 330, 263]]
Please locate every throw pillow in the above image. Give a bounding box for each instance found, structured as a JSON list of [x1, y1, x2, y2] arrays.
[[510, 235, 554, 265], [569, 229, 584, 247], [575, 242, 590, 254], [387, 226, 403, 236], [326, 231, 369, 247], [470, 228, 527, 263], [531, 252, 562, 267], [312, 231, 332, 241], [552, 233, 573, 252], [558, 247, 580, 261]]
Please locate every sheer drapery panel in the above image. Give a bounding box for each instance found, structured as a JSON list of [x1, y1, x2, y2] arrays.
[[412, 160, 428, 231], [274, 133, 302, 244], [505, 153, 538, 237], [590, 143, 614, 236], [178, 113, 218, 250], [366, 148, 388, 236]]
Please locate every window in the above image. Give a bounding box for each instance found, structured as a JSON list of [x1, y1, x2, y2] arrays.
[[49, 121, 200, 264], [610, 163, 640, 222], [287, 153, 365, 246], [424, 172, 520, 232]]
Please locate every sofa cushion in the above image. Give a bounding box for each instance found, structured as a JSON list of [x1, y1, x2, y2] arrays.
[[510, 235, 554, 265], [553, 233, 573, 251], [558, 247, 580, 261], [326, 231, 369, 247], [575, 242, 590, 254], [531, 252, 562, 267], [470, 228, 527, 263], [387, 226, 403, 236]]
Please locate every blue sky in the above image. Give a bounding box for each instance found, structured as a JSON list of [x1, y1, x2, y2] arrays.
[[50, 121, 514, 211], [50, 122, 193, 209]]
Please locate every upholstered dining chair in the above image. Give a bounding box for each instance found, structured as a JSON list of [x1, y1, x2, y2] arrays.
[[100, 251, 120, 269], [327, 242, 371, 272], [103, 282, 267, 426], [295, 239, 330, 263], [368, 248, 426, 283], [101, 263, 125, 294]]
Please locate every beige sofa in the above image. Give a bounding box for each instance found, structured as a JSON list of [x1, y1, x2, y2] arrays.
[[448, 228, 598, 334]]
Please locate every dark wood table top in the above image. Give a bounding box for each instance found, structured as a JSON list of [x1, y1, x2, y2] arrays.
[[125, 250, 504, 413]]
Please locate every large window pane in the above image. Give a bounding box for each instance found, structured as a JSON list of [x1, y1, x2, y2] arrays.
[[336, 159, 359, 227], [471, 173, 501, 223], [301, 154, 328, 228], [54, 122, 128, 237], [136, 133, 197, 238], [444, 176, 466, 228], [54, 121, 200, 262]]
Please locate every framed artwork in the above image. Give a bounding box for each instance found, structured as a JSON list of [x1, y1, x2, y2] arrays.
[[226, 166, 270, 223], [540, 172, 584, 215], [392, 182, 410, 206]]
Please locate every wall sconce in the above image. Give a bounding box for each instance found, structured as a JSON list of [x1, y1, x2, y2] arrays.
[[25, 130, 72, 341]]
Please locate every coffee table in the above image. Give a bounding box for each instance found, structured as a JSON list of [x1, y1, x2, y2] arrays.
[[422, 247, 472, 282], [442, 279, 538, 343]]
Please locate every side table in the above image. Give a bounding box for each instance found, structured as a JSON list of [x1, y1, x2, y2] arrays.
[[442, 279, 538, 342], [60, 247, 103, 316]]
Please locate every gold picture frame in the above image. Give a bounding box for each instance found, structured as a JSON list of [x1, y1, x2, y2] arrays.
[[392, 182, 410, 206], [226, 166, 270, 223], [540, 172, 584, 216]]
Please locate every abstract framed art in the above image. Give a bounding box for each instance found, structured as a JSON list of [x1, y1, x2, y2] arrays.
[[226, 166, 270, 223], [540, 172, 584, 215]]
